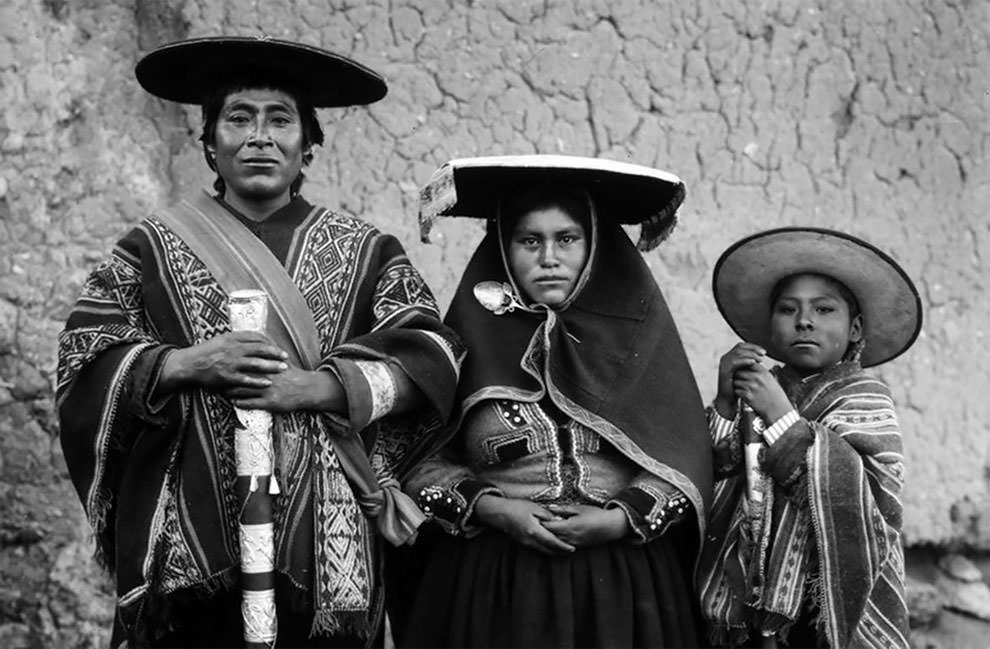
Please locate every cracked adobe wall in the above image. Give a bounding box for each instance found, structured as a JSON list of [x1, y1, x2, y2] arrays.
[[0, 0, 986, 646]]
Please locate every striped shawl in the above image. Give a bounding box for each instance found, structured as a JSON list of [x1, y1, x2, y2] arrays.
[[697, 361, 909, 649], [56, 198, 462, 644]]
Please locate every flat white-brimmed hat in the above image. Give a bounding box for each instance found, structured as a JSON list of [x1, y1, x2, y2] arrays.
[[713, 227, 922, 367], [418, 155, 685, 251], [135, 36, 387, 107]]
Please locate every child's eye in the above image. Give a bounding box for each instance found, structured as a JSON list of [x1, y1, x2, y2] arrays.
[[817, 306, 835, 314]]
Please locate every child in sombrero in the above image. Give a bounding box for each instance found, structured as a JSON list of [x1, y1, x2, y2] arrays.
[[697, 227, 921, 649]]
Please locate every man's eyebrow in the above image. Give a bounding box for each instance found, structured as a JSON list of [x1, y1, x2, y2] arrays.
[[221, 100, 262, 114], [223, 100, 297, 111]]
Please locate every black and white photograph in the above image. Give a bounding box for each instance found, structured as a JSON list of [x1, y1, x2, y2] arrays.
[[0, 1, 986, 648]]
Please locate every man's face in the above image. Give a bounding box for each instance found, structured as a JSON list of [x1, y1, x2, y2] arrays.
[[210, 88, 304, 211], [507, 205, 588, 308], [768, 273, 863, 374]]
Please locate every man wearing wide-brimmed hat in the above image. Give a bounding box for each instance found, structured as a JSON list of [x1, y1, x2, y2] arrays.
[[56, 36, 463, 648]]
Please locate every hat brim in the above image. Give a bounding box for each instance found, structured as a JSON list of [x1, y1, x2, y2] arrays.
[[419, 155, 685, 251], [713, 227, 922, 367], [135, 37, 387, 107]]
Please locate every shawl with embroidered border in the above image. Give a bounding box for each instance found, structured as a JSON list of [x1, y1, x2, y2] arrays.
[[441, 201, 713, 544], [697, 361, 910, 649], [56, 195, 462, 645]]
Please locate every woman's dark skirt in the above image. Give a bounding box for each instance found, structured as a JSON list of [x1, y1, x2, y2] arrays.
[[399, 525, 705, 648]]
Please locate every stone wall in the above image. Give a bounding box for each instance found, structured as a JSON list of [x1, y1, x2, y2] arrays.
[[0, 0, 986, 646]]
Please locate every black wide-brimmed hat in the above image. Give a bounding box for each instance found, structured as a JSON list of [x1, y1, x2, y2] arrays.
[[713, 227, 923, 367], [418, 155, 686, 251], [134, 36, 387, 107]]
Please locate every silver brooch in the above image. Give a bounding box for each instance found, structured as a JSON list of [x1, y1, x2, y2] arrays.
[[473, 281, 525, 315]]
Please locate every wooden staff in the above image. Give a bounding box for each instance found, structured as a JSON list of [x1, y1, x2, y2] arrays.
[[739, 401, 764, 510], [740, 400, 779, 649], [228, 289, 279, 648]]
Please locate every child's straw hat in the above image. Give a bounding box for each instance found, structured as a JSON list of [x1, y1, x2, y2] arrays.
[[713, 227, 922, 367]]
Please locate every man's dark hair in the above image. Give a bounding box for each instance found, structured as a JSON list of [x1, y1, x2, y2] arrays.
[[199, 69, 325, 197]]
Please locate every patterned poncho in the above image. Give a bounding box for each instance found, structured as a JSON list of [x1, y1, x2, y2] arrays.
[[56, 195, 462, 644], [697, 361, 910, 649]]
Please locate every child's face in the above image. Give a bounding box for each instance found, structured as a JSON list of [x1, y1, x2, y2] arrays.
[[768, 274, 863, 374]]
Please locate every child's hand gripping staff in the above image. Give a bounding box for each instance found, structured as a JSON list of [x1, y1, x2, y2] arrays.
[[715, 342, 794, 510]]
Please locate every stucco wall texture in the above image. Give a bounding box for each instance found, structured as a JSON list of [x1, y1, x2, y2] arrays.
[[0, 0, 986, 646]]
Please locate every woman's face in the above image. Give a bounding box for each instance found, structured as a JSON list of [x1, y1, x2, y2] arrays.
[[210, 88, 304, 211], [507, 205, 589, 308]]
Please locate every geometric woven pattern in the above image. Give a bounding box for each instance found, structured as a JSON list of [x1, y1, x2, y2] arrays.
[[58, 200, 461, 642]]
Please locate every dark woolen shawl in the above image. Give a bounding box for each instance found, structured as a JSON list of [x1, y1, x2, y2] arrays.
[[445, 210, 713, 533]]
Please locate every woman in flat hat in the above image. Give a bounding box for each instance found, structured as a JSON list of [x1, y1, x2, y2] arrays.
[[57, 36, 462, 647], [697, 227, 920, 648], [399, 155, 713, 648]]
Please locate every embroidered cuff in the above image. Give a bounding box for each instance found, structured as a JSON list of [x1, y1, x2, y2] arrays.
[[355, 360, 397, 422], [609, 486, 691, 543], [416, 478, 500, 536], [647, 492, 690, 537], [329, 358, 397, 433], [762, 419, 815, 491], [762, 409, 800, 446], [707, 405, 737, 443]]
